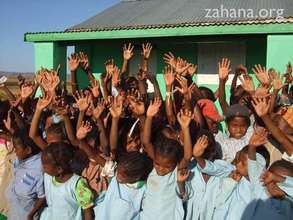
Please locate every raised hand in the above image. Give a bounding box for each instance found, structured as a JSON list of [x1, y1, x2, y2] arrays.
[[146, 97, 162, 117], [68, 53, 79, 72], [254, 85, 270, 98], [112, 66, 121, 87], [93, 99, 105, 120], [177, 109, 194, 129], [90, 79, 100, 98], [109, 96, 123, 118], [36, 93, 52, 110], [163, 66, 175, 87], [193, 135, 209, 158], [249, 126, 268, 147], [284, 62, 293, 84], [271, 72, 285, 90], [218, 58, 231, 81], [177, 168, 191, 183], [142, 43, 152, 59], [20, 83, 34, 99], [123, 43, 134, 61], [73, 91, 90, 112], [163, 52, 176, 68], [251, 96, 271, 117], [174, 57, 191, 75], [78, 52, 89, 71], [235, 64, 248, 76], [239, 74, 255, 93], [252, 64, 270, 86], [76, 121, 92, 140]]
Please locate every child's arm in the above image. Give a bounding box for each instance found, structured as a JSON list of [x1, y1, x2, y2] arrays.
[[27, 197, 46, 220], [83, 208, 94, 220], [177, 109, 193, 169], [252, 97, 293, 155], [176, 168, 191, 201], [68, 53, 80, 93], [78, 52, 95, 83], [121, 43, 134, 74], [109, 96, 123, 159], [76, 121, 106, 166], [163, 66, 176, 126], [141, 43, 152, 72], [143, 98, 162, 160], [218, 58, 231, 115], [247, 127, 268, 183], [29, 94, 52, 150], [193, 135, 209, 169], [73, 91, 90, 130]]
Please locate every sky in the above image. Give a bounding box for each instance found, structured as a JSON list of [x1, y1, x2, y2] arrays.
[[0, 0, 120, 72]]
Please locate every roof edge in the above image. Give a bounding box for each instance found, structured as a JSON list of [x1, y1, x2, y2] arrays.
[[25, 22, 293, 42]]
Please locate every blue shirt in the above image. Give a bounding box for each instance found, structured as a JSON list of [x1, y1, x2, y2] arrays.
[[6, 153, 44, 220], [140, 168, 184, 220], [94, 175, 145, 220]]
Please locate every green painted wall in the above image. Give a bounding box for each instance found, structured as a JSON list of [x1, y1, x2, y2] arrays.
[[267, 35, 293, 73]]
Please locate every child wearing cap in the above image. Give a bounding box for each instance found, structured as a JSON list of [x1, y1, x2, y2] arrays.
[[216, 104, 253, 162]]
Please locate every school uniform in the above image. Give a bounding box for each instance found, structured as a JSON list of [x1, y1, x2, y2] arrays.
[[198, 155, 266, 220], [94, 175, 145, 220], [245, 159, 293, 220], [140, 168, 184, 220], [5, 153, 44, 220], [40, 173, 94, 220], [215, 126, 253, 163], [278, 176, 293, 198]]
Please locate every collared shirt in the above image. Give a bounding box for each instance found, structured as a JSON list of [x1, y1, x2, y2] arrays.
[[215, 126, 253, 163], [6, 153, 44, 220]]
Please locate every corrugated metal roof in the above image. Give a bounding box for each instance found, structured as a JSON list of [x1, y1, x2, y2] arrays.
[[66, 0, 293, 32]]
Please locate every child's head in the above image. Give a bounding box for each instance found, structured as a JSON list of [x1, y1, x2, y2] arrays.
[[198, 99, 223, 134], [46, 122, 65, 144], [234, 145, 270, 177], [225, 104, 250, 139], [41, 142, 74, 177], [153, 135, 183, 176], [265, 160, 293, 198], [199, 87, 216, 102], [116, 151, 152, 184], [12, 130, 40, 160]]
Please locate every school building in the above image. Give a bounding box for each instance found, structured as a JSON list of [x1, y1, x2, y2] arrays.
[[24, 0, 293, 95]]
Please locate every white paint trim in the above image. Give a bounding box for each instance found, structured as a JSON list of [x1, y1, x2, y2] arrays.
[[196, 74, 241, 85]]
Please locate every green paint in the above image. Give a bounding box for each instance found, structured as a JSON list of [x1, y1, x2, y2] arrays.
[[246, 37, 267, 73], [266, 35, 293, 73], [25, 23, 293, 42]]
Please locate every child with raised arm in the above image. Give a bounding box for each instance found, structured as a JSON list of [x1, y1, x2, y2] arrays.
[[39, 142, 94, 220], [140, 99, 192, 220], [244, 134, 293, 220], [77, 96, 152, 220], [194, 127, 270, 220]]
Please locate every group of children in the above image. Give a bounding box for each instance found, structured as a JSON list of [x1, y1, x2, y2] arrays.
[[0, 42, 292, 220]]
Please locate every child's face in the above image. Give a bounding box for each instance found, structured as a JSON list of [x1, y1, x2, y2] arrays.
[[265, 167, 289, 198], [41, 153, 61, 176], [13, 142, 31, 160], [227, 117, 248, 139], [235, 151, 248, 177], [154, 153, 177, 176]]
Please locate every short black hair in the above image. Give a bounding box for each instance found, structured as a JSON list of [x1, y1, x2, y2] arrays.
[[12, 129, 40, 156], [241, 145, 270, 168], [226, 115, 251, 127], [269, 160, 293, 176], [199, 87, 216, 102], [154, 135, 183, 163], [117, 151, 153, 182], [43, 142, 75, 174]]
